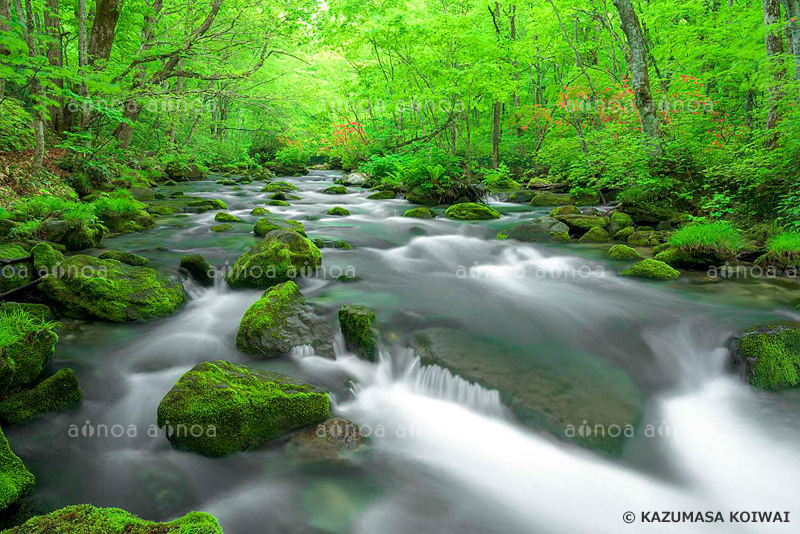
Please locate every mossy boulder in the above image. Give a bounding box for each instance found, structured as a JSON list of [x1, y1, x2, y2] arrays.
[[497, 217, 570, 243], [731, 326, 800, 390], [620, 199, 678, 225], [285, 417, 365, 464], [531, 192, 572, 206], [0, 368, 82, 425], [607, 245, 642, 260], [0, 426, 35, 511], [270, 192, 300, 201], [405, 187, 437, 206], [129, 187, 155, 201], [98, 250, 149, 266], [312, 238, 353, 250], [578, 226, 611, 243], [322, 186, 349, 195], [214, 212, 241, 223], [236, 281, 334, 358], [268, 200, 291, 207], [609, 212, 634, 233], [338, 305, 380, 361], [627, 230, 660, 247], [654, 247, 728, 270], [614, 226, 635, 242], [444, 203, 501, 221], [253, 218, 306, 237], [250, 207, 270, 216], [179, 254, 214, 287], [549, 205, 581, 217], [403, 207, 436, 219], [165, 162, 204, 182], [147, 205, 174, 216], [210, 223, 232, 232], [0, 244, 34, 294], [572, 189, 601, 206], [261, 181, 299, 193], [225, 229, 322, 289], [553, 214, 607, 233], [2, 505, 223, 533], [40, 219, 106, 251], [96, 209, 155, 235], [620, 259, 680, 281], [326, 207, 350, 216], [40, 255, 186, 322], [157, 360, 330, 457], [367, 191, 395, 200], [0, 307, 57, 394], [507, 190, 536, 203]]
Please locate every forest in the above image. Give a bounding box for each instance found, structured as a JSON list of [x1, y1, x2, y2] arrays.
[[0, 1, 799, 533]]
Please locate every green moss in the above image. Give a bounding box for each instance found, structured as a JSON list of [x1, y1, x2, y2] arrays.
[[156, 360, 330, 457], [179, 254, 214, 287], [609, 212, 634, 232], [620, 259, 680, 281], [367, 191, 394, 200], [735, 327, 800, 390], [147, 205, 174, 216], [578, 226, 610, 243], [97, 250, 149, 266], [668, 221, 743, 259], [250, 207, 270, 216], [270, 192, 300, 201], [40, 255, 186, 322], [444, 203, 501, 221], [0, 307, 58, 394], [549, 205, 581, 217], [268, 200, 291, 206], [210, 223, 233, 232], [225, 229, 322, 289], [253, 218, 306, 237], [338, 305, 379, 361], [607, 245, 642, 260], [0, 368, 82, 425], [39, 219, 106, 251], [614, 226, 635, 241], [571, 189, 600, 206], [2, 504, 223, 533], [403, 207, 436, 219], [312, 238, 353, 250], [93, 191, 155, 234], [0, 426, 35, 511], [531, 192, 572, 206], [322, 186, 349, 195], [31, 242, 64, 273], [326, 207, 351, 216], [627, 230, 660, 247], [214, 212, 241, 223], [0, 245, 34, 294], [261, 181, 299, 193], [554, 214, 607, 231]]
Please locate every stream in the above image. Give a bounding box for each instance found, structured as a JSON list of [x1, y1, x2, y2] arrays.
[[6, 170, 800, 533]]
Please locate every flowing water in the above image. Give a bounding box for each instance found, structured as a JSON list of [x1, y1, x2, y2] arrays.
[[6, 171, 800, 533]]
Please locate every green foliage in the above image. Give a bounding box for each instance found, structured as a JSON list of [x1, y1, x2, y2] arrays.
[[480, 164, 519, 189], [274, 146, 308, 168], [668, 221, 744, 257], [767, 232, 800, 255], [0, 100, 35, 153], [91, 190, 145, 220], [620, 259, 681, 281], [12, 196, 96, 224], [737, 328, 800, 390]]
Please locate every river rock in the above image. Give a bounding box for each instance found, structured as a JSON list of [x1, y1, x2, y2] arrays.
[[157, 360, 330, 457], [214, 212, 241, 223], [0, 426, 35, 511], [340, 172, 368, 186], [367, 191, 395, 200], [40, 219, 106, 251], [31, 242, 64, 273], [607, 245, 641, 260], [0, 305, 57, 395], [730, 326, 800, 390], [627, 230, 660, 247], [326, 207, 350, 216], [236, 281, 335, 357], [97, 208, 155, 234], [129, 187, 155, 201], [405, 187, 437, 205], [531, 192, 572, 206], [553, 214, 607, 234], [253, 217, 306, 237], [261, 181, 299, 193], [179, 254, 214, 287], [497, 217, 569, 243], [165, 162, 204, 182], [40, 255, 186, 322], [97, 250, 149, 266], [654, 247, 730, 270], [444, 203, 501, 220], [338, 305, 380, 361], [225, 229, 322, 289], [620, 259, 680, 281], [1, 505, 224, 533], [323, 186, 349, 195], [285, 417, 365, 463], [0, 368, 82, 425], [578, 226, 611, 243], [403, 207, 436, 219], [608, 212, 634, 234]]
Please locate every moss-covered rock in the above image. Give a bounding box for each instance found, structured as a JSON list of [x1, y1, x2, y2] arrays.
[[250, 207, 270, 216], [179, 254, 214, 287], [214, 212, 241, 223], [268, 200, 291, 207], [253, 218, 306, 237], [322, 186, 349, 195], [0, 426, 35, 511], [129, 187, 155, 201], [614, 226, 635, 242], [312, 238, 353, 250], [40, 255, 186, 322], [225, 229, 322, 289], [147, 205, 174, 216], [157, 360, 330, 457], [367, 191, 395, 200], [236, 281, 334, 358], [30, 242, 64, 274], [270, 192, 300, 201], [403, 207, 436, 219], [0, 368, 82, 425], [578, 226, 611, 243], [607, 245, 642, 260], [572, 189, 601, 206], [40, 219, 106, 251], [0, 245, 34, 294], [620, 259, 680, 281], [338, 305, 379, 361], [0, 307, 57, 394], [497, 217, 570, 243], [731, 326, 800, 390], [210, 223, 232, 232], [2, 504, 223, 533], [654, 247, 728, 270], [165, 162, 204, 182], [444, 203, 501, 221], [549, 205, 581, 217], [553, 214, 607, 233], [97, 250, 149, 266], [285, 417, 365, 464], [405, 187, 437, 205], [609, 212, 634, 234], [627, 230, 660, 247], [96, 208, 155, 235], [652, 243, 672, 256], [620, 198, 678, 225], [507, 190, 536, 203], [531, 192, 572, 206], [326, 207, 350, 216]]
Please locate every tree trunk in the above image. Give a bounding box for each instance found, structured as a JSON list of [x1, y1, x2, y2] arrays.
[[782, 0, 800, 80], [492, 101, 501, 169], [22, 0, 44, 172], [44, 0, 64, 133], [764, 0, 785, 146], [87, 0, 123, 68], [612, 0, 660, 150], [0, 0, 11, 99]]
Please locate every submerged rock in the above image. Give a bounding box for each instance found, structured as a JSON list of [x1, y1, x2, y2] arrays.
[[157, 360, 330, 457], [285, 417, 365, 464], [225, 229, 322, 289], [210, 223, 232, 232], [2, 504, 223, 533], [40, 255, 186, 322], [367, 191, 395, 200], [326, 207, 350, 216], [444, 203, 501, 221], [214, 212, 241, 223], [497, 217, 569, 243], [312, 238, 352, 250], [179, 254, 214, 287], [731, 326, 800, 390], [236, 281, 335, 358], [0, 368, 82, 425], [0, 426, 35, 511], [323, 186, 349, 195], [338, 305, 380, 361], [620, 259, 680, 281], [98, 250, 149, 266]]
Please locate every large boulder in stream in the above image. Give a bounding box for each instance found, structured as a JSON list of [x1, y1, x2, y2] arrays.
[[179, 254, 214, 287], [497, 217, 569, 243], [0, 244, 34, 295], [338, 305, 380, 361], [40, 219, 106, 251], [2, 505, 224, 533], [285, 417, 366, 464], [236, 281, 335, 358], [225, 229, 322, 289], [0, 426, 35, 511], [730, 326, 800, 390], [253, 217, 306, 237], [410, 328, 643, 455], [445, 203, 501, 221], [0, 368, 83, 425], [157, 360, 330, 457], [620, 259, 680, 281], [339, 172, 368, 187], [0, 304, 58, 395], [40, 255, 186, 322]]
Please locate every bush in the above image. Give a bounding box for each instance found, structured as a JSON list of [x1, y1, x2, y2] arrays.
[[668, 221, 744, 257], [274, 146, 307, 168], [12, 196, 96, 225], [91, 190, 145, 221]]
